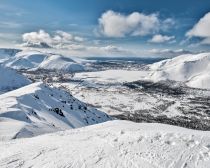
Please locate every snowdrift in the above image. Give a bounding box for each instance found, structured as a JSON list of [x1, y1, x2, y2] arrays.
[[0, 82, 111, 140], [0, 120, 210, 167], [149, 52, 210, 89]]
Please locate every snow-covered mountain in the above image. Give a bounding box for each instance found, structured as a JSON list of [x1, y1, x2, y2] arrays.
[[2, 50, 47, 70], [1, 120, 210, 168], [36, 54, 85, 72], [149, 52, 210, 89], [1, 50, 85, 72], [0, 48, 21, 62], [0, 82, 111, 140], [0, 65, 30, 93]]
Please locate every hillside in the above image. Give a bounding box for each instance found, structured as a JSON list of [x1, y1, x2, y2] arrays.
[[0, 65, 30, 93], [1, 120, 210, 168], [0, 82, 111, 140], [0, 48, 21, 61], [1, 50, 85, 72], [149, 52, 210, 89], [37, 54, 85, 72]]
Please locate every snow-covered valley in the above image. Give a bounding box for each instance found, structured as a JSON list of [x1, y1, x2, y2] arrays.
[[57, 71, 210, 130], [1, 49, 210, 167]]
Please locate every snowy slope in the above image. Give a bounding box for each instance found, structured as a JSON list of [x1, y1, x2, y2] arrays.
[[0, 48, 21, 61], [2, 50, 85, 72], [149, 52, 210, 89], [2, 50, 47, 69], [0, 82, 111, 140], [1, 120, 210, 168], [0, 65, 30, 93], [37, 54, 85, 72]]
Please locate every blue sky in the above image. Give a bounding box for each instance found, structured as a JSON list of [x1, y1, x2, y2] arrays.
[[0, 0, 210, 57]]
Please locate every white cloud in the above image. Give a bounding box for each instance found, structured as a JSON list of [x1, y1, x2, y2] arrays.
[[186, 12, 210, 44], [98, 10, 174, 38], [149, 34, 175, 43], [21, 30, 137, 57], [22, 30, 52, 44], [22, 30, 85, 48]]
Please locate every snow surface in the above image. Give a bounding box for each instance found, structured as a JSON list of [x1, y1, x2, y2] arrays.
[[37, 54, 85, 72], [75, 70, 149, 84], [3, 50, 47, 70], [149, 52, 210, 89], [0, 48, 21, 61], [1, 50, 85, 72], [0, 82, 111, 141], [1, 120, 210, 168], [0, 65, 30, 93]]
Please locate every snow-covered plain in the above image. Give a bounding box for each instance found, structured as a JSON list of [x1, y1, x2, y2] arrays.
[[0, 82, 111, 141], [1, 120, 210, 168]]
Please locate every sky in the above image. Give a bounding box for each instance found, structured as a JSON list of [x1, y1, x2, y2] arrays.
[[0, 0, 210, 57]]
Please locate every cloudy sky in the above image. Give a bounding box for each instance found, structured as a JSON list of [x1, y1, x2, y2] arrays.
[[0, 0, 210, 57]]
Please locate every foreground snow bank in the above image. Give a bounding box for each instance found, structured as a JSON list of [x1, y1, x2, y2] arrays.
[[0, 82, 111, 140], [0, 120, 210, 168]]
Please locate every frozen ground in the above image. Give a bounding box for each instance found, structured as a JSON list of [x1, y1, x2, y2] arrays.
[[1, 120, 210, 168], [55, 69, 210, 130]]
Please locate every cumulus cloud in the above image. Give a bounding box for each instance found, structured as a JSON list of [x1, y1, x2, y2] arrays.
[[186, 12, 210, 45], [22, 30, 85, 48], [149, 34, 175, 43], [98, 10, 174, 38]]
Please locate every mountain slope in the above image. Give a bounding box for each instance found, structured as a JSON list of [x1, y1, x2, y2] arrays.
[[37, 54, 85, 72], [149, 52, 210, 89], [2, 50, 85, 72], [0, 120, 210, 168], [0, 82, 111, 140], [0, 65, 30, 93], [2, 50, 48, 70], [0, 48, 21, 61]]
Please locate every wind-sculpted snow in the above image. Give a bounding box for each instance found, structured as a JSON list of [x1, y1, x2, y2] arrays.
[[0, 65, 30, 93], [0, 82, 111, 140], [1, 120, 210, 168]]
